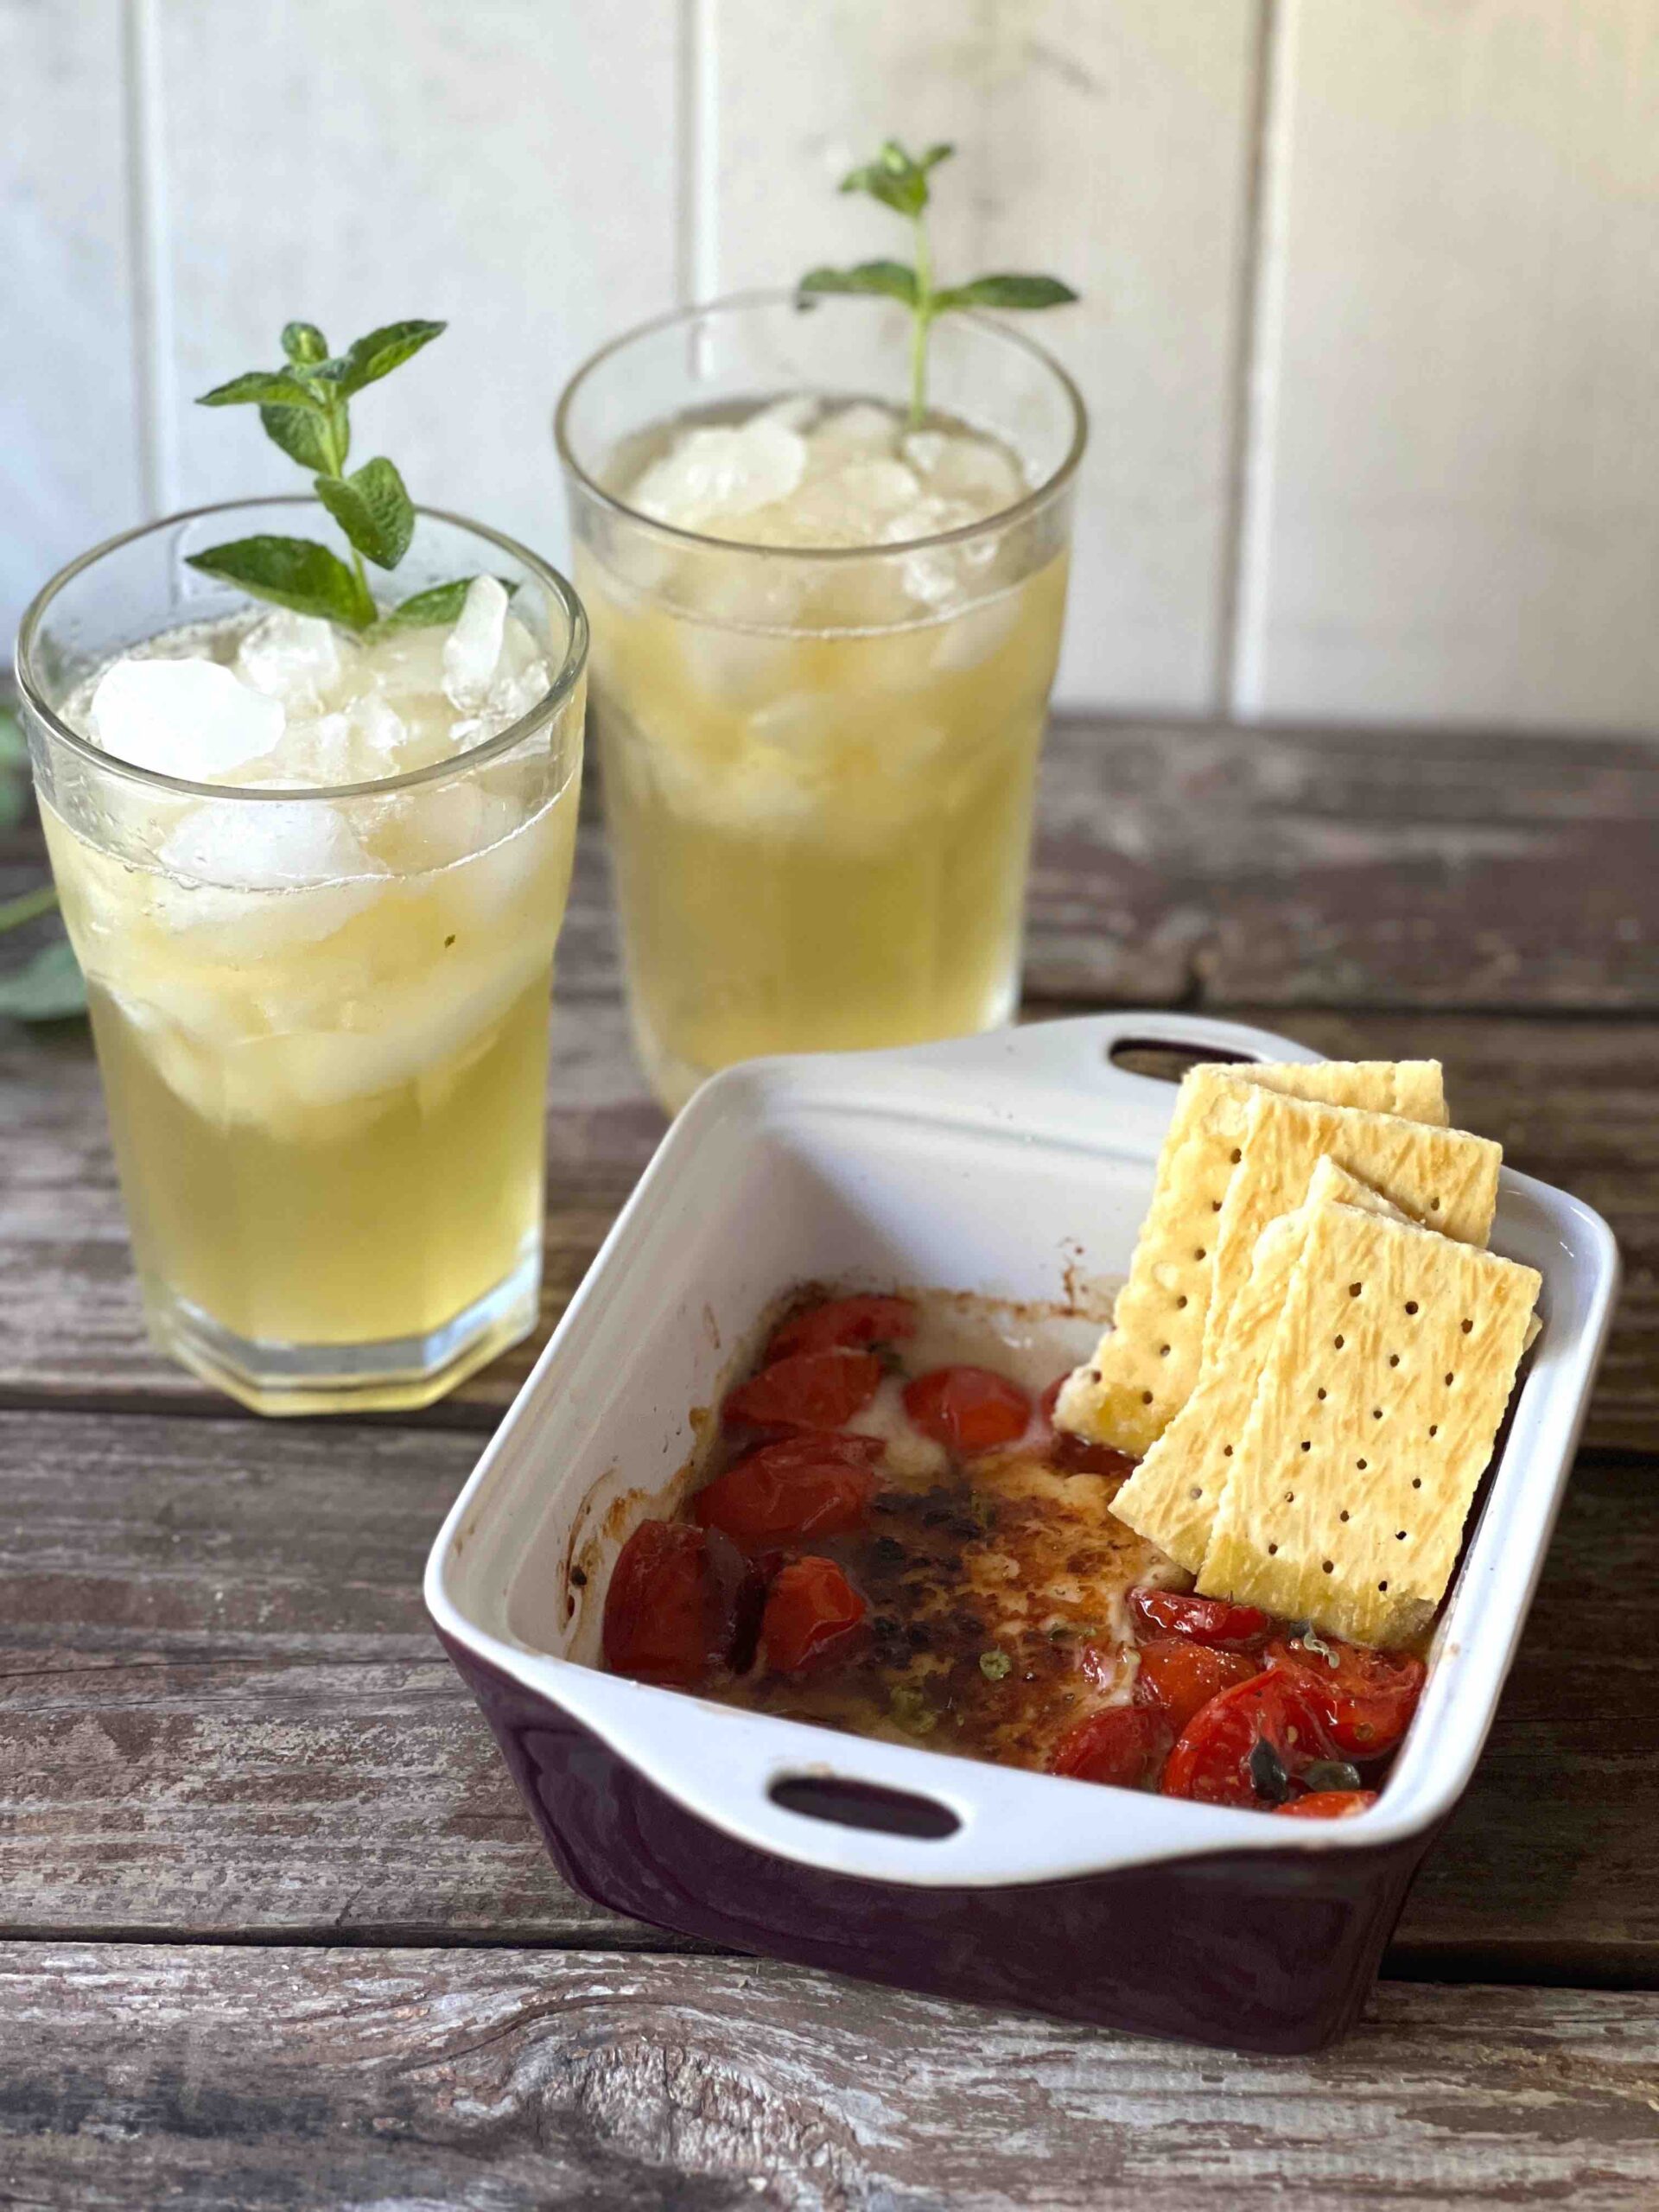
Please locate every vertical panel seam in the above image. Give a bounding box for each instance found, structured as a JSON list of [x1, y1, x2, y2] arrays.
[[122, 0, 176, 517], [677, 0, 719, 307], [1213, 0, 1285, 717]]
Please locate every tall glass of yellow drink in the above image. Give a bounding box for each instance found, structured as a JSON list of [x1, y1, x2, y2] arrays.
[[16, 499, 587, 1414], [556, 295, 1086, 1111]]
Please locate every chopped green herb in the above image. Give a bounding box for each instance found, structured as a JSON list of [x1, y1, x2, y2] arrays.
[[978, 1649, 1013, 1682], [1303, 1759, 1364, 1794], [889, 1683, 939, 1737], [798, 139, 1077, 428]]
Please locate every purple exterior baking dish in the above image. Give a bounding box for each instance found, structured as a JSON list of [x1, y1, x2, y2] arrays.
[[426, 1013, 1618, 2052]]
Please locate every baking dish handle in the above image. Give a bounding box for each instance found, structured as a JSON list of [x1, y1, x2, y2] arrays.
[[977, 1009, 1325, 1101], [526, 1658, 1253, 1886]]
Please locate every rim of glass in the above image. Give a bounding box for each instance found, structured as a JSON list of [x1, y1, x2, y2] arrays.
[[13, 495, 589, 803], [553, 287, 1089, 562]]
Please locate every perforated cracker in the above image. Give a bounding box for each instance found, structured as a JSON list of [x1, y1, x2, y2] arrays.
[[1204, 1090, 1500, 1377], [1056, 1060, 1448, 1456], [1195, 1199, 1541, 1646], [1110, 1160, 1409, 1570]]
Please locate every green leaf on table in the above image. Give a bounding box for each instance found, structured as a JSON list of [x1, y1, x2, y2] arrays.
[[0, 707, 28, 832], [932, 273, 1080, 312], [197, 368, 326, 411], [0, 937, 86, 1021], [185, 536, 378, 629], [331, 319, 448, 397], [313, 457, 415, 570], [281, 321, 329, 366], [258, 401, 336, 473], [374, 575, 517, 633], [798, 259, 918, 307]]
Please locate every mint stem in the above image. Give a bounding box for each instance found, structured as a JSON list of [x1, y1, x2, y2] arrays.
[[0, 883, 60, 935], [909, 211, 933, 429], [321, 400, 371, 607]]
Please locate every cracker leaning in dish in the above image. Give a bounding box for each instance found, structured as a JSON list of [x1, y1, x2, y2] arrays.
[[1058, 1058, 1541, 1649]]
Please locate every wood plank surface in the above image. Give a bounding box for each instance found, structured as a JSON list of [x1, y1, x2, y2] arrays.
[[3, 1404, 1655, 1975], [5, 1945, 1659, 2211]]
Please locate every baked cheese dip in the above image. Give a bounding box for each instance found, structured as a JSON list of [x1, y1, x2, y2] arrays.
[[599, 1057, 1539, 1819]]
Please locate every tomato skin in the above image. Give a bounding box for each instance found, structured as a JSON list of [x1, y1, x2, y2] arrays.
[[1050, 1704, 1172, 1789], [1264, 1636, 1427, 1758], [1161, 1670, 1335, 1808], [693, 1433, 880, 1550], [1276, 1790, 1379, 1821], [725, 1349, 882, 1433], [1129, 1586, 1274, 1652], [602, 1520, 760, 1687], [903, 1365, 1032, 1453], [769, 1294, 918, 1361], [1135, 1637, 1261, 1735], [760, 1556, 868, 1675]]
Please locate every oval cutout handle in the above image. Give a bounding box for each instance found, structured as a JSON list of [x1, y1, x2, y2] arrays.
[[768, 1773, 962, 1840]]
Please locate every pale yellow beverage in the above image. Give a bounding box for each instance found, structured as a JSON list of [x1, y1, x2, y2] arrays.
[[22, 515, 587, 1415], [559, 300, 1085, 1110]]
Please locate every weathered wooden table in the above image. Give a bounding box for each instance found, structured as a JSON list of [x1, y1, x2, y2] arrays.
[[5, 717, 1659, 2208]]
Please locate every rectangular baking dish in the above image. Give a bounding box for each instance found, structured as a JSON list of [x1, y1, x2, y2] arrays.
[[426, 1012, 1618, 2051]]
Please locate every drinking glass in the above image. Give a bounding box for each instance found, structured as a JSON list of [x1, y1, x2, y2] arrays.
[[15, 499, 587, 1414], [557, 292, 1086, 1111]]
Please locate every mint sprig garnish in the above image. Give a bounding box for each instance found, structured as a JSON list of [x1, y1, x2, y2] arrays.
[[188, 319, 469, 632], [798, 141, 1077, 429]]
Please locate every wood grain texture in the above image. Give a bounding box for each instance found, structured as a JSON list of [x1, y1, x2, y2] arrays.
[[0, 0, 144, 647], [3, 1404, 1655, 1973], [5, 1946, 1659, 2211], [1236, 0, 1659, 730], [709, 0, 1265, 713], [154, 0, 679, 562]]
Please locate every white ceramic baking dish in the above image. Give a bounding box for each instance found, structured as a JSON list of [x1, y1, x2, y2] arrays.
[[426, 1011, 1618, 2049]]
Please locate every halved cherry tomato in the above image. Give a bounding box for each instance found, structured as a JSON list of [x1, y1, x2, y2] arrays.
[[602, 1520, 760, 1687], [1134, 1637, 1261, 1735], [1276, 1790, 1379, 1821], [903, 1365, 1031, 1453], [1160, 1669, 1334, 1808], [1050, 1704, 1172, 1789], [693, 1433, 881, 1550], [725, 1349, 882, 1433], [1129, 1586, 1274, 1652], [769, 1294, 918, 1361], [760, 1556, 868, 1674], [1264, 1635, 1427, 1758]]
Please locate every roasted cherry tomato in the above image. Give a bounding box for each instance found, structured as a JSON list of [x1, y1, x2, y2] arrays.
[[903, 1365, 1031, 1453], [769, 1294, 918, 1361], [602, 1520, 760, 1688], [760, 1556, 868, 1674], [1275, 1790, 1379, 1821], [693, 1433, 881, 1550], [1134, 1637, 1261, 1736], [1050, 1704, 1172, 1789], [1160, 1669, 1334, 1808], [1264, 1635, 1427, 1758], [725, 1349, 882, 1433], [1129, 1585, 1274, 1652]]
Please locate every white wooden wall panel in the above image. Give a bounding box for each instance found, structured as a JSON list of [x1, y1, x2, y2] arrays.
[[155, 0, 681, 578], [0, 0, 145, 652], [1236, 0, 1659, 731], [707, 0, 1266, 713]]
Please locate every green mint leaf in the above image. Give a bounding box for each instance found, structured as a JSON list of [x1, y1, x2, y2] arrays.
[[313, 457, 415, 571], [0, 708, 28, 833], [978, 1649, 1013, 1682], [374, 576, 492, 632], [932, 273, 1079, 313], [333, 319, 447, 398], [258, 402, 334, 473], [196, 368, 325, 411], [281, 321, 329, 366], [918, 142, 955, 174], [0, 935, 86, 1021], [185, 536, 377, 630], [840, 144, 929, 218], [798, 259, 918, 307]]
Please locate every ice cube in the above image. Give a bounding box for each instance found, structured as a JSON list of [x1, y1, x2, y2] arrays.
[[89, 657, 285, 781], [632, 418, 807, 530], [905, 428, 1024, 512], [234, 610, 353, 709], [756, 394, 821, 435], [160, 796, 378, 891], [442, 575, 510, 709]]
